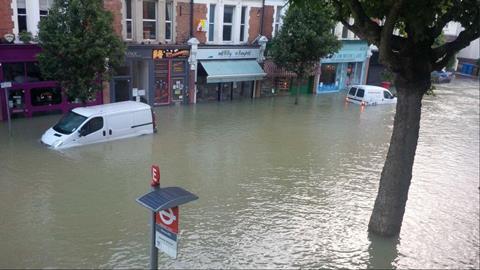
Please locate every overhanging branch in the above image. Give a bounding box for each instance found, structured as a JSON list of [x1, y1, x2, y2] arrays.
[[432, 27, 480, 70], [379, 0, 404, 69]]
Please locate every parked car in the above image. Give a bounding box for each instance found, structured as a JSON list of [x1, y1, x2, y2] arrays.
[[346, 85, 397, 106], [41, 101, 156, 149], [431, 70, 454, 83]]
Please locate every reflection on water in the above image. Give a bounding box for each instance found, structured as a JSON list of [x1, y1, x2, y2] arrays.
[[0, 79, 478, 269]]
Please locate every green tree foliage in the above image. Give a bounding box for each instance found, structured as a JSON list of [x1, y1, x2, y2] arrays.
[[293, 0, 479, 237], [270, 3, 340, 104], [38, 0, 125, 103]]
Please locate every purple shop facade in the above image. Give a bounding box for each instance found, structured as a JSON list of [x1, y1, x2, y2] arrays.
[[0, 44, 102, 121]]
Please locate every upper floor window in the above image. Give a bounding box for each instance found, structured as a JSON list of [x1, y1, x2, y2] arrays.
[[239, 6, 247, 42], [165, 1, 173, 41], [208, 4, 215, 42], [125, 0, 132, 39], [274, 6, 283, 36], [39, 0, 52, 19], [17, 0, 27, 32], [222, 5, 234, 41], [143, 0, 157, 40]]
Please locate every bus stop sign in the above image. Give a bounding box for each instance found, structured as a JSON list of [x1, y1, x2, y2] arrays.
[[156, 206, 179, 234]]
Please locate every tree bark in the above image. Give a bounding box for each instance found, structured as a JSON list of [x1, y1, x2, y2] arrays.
[[368, 80, 425, 237], [294, 78, 300, 105]]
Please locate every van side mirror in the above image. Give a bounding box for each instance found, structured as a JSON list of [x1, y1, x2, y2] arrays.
[[78, 128, 87, 137]]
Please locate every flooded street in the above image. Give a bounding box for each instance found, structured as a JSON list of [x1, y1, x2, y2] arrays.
[[0, 79, 478, 269]]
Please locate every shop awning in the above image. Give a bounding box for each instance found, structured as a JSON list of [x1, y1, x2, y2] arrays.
[[200, 60, 266, 83]]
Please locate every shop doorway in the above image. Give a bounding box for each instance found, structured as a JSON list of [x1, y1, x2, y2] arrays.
[[113, 79, 131, 102], [131, 60, 150, 104]]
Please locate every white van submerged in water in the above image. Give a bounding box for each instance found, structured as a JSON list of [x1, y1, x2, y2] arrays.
[[346, 85, 397, 106], [41, 101, 156, 149]]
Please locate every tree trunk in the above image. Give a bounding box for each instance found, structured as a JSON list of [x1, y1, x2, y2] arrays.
[[294, 78, 300, 105], [368, 80, 426, 237]]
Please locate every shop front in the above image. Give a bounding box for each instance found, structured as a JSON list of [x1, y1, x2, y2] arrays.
[[260, 59, 295, 97], [192, 46, 266, 102], [316, 40, 370, 93], [0, 44, 101, 121], [113, 45, 190, 106]]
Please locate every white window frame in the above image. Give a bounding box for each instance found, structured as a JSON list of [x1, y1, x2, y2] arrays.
[[142, 0, 157, 41], [17, 0, 27, 33], [222, 5, 235, 42], [239, 6, 247, 42], [273, 5, 283, 37], [125, 0, 133, 40], [207, 4, 216, 42], [39, 0, 52, 18], [165, 1, 173, 41]]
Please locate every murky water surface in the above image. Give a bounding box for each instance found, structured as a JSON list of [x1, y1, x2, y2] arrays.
[[0, 79, 478, 269]]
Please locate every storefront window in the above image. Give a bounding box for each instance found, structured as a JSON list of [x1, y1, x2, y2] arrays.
[[114, 64, 130, 76], [26, 62, 44, 82], [319, 64, 338, 91], [233, 81, 253, 99], [275, 77, 290, 95], [3, 63, 25, 83], [31, 87, 62, 106], [172, 61, 186, 74], [8, 89, 25, 112], [220, 82, 232, 100], [196, 76, 218, 102]]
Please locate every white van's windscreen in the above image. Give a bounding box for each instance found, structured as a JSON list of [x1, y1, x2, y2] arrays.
[[348, 87, 357, 96], [53, 111, 87, 135], [356, 89, 365, 98]]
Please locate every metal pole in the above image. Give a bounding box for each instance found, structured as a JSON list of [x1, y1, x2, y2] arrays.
[[150, 208, 158, 270], [4, 87, 11, 136], [150, 183, 159, 270]]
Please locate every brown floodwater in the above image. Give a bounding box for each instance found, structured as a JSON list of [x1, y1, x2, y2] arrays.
[[0, 79, 478, 269]]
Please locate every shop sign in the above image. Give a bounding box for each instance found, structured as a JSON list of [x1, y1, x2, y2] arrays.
[[321, 51, 367, 63], [197, 48, 260, 60], [153, 49, 190, 59], [126, 51, 142, 58]]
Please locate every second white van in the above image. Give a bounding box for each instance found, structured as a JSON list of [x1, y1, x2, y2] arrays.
[[41, 101, 156, 149], [346, 85, 397, 106]]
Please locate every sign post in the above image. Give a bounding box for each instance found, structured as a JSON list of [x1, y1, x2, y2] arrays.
[[137, 165, 198, 269], [150, 165, 160, 270], [1, 81, 12, 136]]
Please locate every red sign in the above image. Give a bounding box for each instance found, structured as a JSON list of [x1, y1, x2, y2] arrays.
[[156, 206, 179, 234], [151, 165, 160, 186]]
